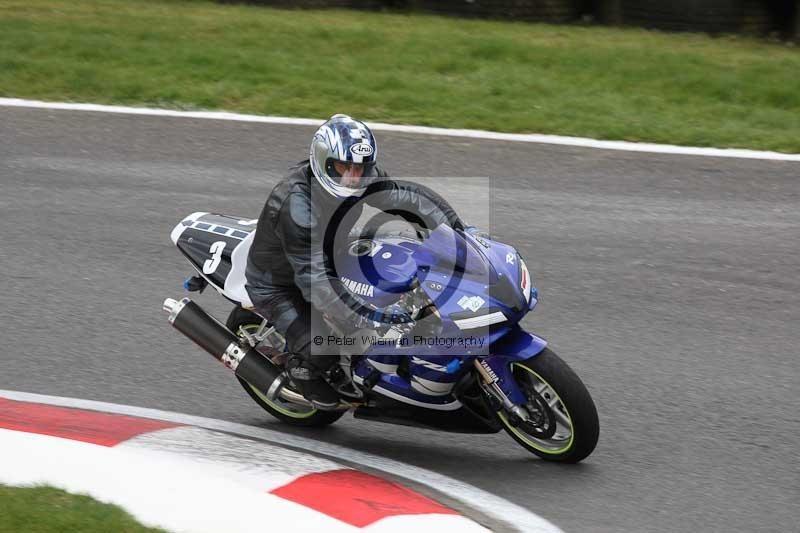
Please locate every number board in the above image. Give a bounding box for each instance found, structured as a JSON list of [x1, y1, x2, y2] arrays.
[[173, 213, 256, 292]]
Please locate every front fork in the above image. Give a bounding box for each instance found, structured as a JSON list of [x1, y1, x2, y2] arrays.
[[474, 358, 532, 423]]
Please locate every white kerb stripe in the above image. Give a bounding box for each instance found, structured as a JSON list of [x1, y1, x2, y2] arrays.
[[2, 98, 799, 161]]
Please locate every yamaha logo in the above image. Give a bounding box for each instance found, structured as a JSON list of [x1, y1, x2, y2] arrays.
[[350, 143, 374, 157], [340, 276, 375, 297]]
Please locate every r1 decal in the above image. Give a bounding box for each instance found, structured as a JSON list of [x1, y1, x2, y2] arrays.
[[203, 241, 227, 274]]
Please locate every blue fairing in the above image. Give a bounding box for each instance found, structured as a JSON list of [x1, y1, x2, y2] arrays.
[[489, 326, 548, 360], [337, 224, 548, 410], [484, 326, 548, 405]]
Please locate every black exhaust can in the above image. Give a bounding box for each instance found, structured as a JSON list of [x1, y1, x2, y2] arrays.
[[163, 297, 282, 396]]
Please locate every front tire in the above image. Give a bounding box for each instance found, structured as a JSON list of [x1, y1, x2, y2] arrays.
[[226, 307, 344, 427], [497, 348, 599, 463]]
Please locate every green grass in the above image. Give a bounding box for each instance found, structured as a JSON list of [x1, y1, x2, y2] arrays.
[[1, 0, 799, 152], [0, 484, 167, 533]]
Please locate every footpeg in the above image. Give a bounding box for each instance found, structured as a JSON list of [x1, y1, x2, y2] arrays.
[[335, 381, 365, 400], [362, 369, 382, 390]]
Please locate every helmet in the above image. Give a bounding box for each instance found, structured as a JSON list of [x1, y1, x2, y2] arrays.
[[309, 114, 378, 199]]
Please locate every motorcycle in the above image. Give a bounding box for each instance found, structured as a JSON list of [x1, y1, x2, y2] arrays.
[[163, 211, 599, 463]]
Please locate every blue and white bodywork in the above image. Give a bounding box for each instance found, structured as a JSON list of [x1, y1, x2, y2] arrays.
[[171, 214, 545, 414], [168, 210, 598, 463], [334, 224, 546, 411]]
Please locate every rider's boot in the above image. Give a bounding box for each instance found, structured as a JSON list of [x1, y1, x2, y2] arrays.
[[286, 357, 340, 411]]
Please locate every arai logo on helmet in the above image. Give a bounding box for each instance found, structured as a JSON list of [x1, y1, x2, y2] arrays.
[[350, 143, 374, 157]]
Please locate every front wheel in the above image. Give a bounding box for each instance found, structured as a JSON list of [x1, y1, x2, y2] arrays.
[[226, 307, 344, 427], [497, 348, 599, 463]]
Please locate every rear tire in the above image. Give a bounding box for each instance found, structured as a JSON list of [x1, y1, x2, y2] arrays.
[[226, 307, 344, 427], [498, 348, 599, 463]]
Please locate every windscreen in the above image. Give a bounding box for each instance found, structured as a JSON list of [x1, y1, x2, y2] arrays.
[[413, 225, 492, 280]]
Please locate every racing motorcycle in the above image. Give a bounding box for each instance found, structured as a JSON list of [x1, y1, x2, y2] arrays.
[[163, 212, 599, 463]]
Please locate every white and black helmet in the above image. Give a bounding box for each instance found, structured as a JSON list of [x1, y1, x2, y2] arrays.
[[309, 114, 378, 199]]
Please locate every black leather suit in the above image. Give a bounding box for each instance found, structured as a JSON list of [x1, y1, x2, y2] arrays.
[[245, 161, 465, 375]]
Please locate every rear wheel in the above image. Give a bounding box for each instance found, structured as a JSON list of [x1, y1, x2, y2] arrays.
[[226, 307, 344, 427], [497, 348, 599, 463]]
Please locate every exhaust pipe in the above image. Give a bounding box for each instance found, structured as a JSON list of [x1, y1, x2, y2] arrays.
[[162, 297, 299, 405]]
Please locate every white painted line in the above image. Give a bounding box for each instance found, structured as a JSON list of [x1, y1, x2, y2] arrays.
[[2, 97, 799, 162], [0, 389, 562, 533]]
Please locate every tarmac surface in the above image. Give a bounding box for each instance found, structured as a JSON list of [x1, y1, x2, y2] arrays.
[[2, 106, 798, 532]]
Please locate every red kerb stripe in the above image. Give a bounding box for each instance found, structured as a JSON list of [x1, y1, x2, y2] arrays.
[[0, 398, 180, 446], [270, 469, 457, 527]]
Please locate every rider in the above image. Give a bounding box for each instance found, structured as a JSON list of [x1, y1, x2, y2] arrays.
[[245, 114, 467, 410]]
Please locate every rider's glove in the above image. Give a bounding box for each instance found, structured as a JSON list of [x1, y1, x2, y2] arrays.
[[369, 304, 414, 326], [347, 305, 414, 334]]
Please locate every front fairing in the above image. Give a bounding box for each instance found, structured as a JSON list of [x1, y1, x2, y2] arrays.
[[335, 224, 537, 348], [351, 225, 546, 411], [411, 225, 492, 282], [414, 226, 534, 336], [481, 326, 548, 404]]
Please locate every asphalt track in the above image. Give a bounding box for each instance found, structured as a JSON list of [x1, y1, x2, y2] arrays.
[[2, 106, 798, 532]]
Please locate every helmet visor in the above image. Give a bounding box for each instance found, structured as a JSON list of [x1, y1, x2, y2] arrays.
[[325, 159, 378, 189]]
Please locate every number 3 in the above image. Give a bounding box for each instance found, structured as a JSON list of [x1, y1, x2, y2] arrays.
[[203, 241, 226, 274]]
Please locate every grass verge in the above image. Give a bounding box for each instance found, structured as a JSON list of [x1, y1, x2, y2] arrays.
[[1, 0, 799, 152], [0, 484, 167, 533]]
